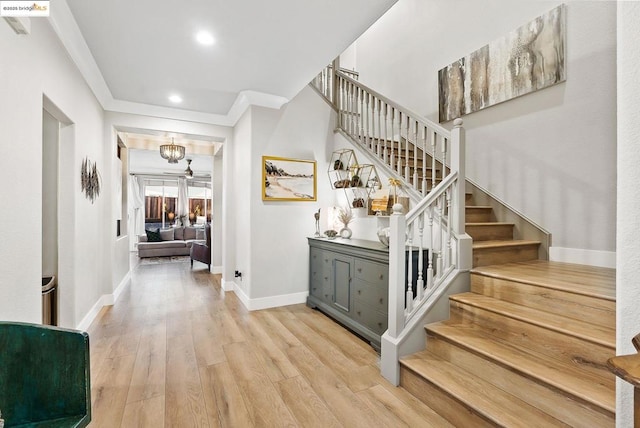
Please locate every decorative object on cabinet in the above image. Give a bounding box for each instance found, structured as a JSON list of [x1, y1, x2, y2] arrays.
[[80, 157, 100, 203], [328, 149, 381, 212], [377, 227, 390, 247], [324, 229, 338, 239], [313, 208, 321, 237], [262, 156, 316, 201], [439, 4, 566, 122], [337, 207, 354, 239]]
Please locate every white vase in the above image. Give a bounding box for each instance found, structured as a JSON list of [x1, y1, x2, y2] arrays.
[[340, 227, 352, 239]]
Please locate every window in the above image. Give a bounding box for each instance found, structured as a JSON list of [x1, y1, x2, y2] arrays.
[[144, 180, 178, 229]]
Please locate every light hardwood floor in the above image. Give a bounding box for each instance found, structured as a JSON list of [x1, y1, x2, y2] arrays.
[[86, 258, 449, 427]]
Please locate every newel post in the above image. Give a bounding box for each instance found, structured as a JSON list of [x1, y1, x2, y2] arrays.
[[381, 203, 406, 385], [332, 57, 340, 111], [450, 118, 472, 270], [387, 203, 406, 338], [450, 118, 466, 235]]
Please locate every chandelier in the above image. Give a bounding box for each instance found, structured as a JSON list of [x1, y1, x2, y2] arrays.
[[159, 138, 185, 164], [184, 159, 193, 179]]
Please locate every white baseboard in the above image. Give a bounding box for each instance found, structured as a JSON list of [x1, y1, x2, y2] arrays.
[[75, 271, 131, 331], [231, 287, 308, 311], [76, 295, 108, 332], [212, 265, 222, 274], [549, 247, 616, 268], [222, 279, 236, 292]]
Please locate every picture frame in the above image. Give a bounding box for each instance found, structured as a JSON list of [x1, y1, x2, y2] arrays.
[[262, 156, 317, 201]]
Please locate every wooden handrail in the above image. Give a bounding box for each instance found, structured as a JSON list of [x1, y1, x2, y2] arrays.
[[608, 332, 640, 426]]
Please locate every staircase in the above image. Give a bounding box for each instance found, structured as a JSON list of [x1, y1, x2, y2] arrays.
[[312, 64, 616, 425], [399, 196, 617, 426]]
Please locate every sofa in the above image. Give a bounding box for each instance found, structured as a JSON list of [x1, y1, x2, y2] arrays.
[[138, 226, 206, 258]]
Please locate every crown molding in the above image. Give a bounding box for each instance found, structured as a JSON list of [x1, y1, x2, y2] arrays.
[[47, 0, 289, 127]]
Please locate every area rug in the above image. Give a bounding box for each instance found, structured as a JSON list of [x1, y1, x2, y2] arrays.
[[139, 256, 190, 265]]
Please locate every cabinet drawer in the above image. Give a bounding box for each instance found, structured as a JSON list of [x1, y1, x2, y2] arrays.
[[353, 300, 388, 336], [310, 248, 332, 274], [354, 259, 387, 286], [353, 279, 387, 314]]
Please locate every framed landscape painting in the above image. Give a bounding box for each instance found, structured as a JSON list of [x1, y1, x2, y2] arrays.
[[262, 156, 317, 201]]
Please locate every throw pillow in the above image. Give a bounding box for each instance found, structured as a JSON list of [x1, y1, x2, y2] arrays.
[[184, 227, 197, 240], [159, 228, 174, 241], [145, 228, 162, 242], [174, 226, 185, 240]]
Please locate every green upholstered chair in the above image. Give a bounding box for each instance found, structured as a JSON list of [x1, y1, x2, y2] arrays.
[[0, 322, 91, 427]]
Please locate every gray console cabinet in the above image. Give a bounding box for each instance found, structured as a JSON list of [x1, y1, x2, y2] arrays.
[[307, 237, 389, 350]]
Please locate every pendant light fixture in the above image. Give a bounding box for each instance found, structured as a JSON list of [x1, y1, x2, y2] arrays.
[[185, 159, 194, 179], [159, 137, 186, 164]]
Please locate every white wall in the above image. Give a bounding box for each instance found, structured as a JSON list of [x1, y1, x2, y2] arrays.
[[42, 110, 59, 280], [227, 86, 336, 307], [212, 152, 223, 271], [230, 109, 252, 297], [352, 0, 617, 256], [616, 2, 640, 425], [0, 18, 106, 327]]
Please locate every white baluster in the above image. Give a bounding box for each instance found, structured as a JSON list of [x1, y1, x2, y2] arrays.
[[413, 120, 419, 191], [416, 212, 424, 301], [359, 87, 364, 145], [437, 194, 444, 276], [422, 126, 427, 195], [383, 102, 388, 165], [406, 222, 414, 315], [431, 131, 437, 192], [405, 116, 410, 183], [365, 93, 370, 149], [390, 108, 396, 172], [446, 187, 452, 269], [442, 136, 448, 179], [427, 206, 434, 289], [397, 111, 403, 175]]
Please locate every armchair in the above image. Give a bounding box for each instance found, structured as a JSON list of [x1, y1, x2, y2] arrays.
[[0, 322, 91, 427], [190, 223, 211, 271]]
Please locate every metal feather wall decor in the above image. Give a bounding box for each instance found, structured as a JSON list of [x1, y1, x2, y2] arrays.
[[81, 157, 101, 203]]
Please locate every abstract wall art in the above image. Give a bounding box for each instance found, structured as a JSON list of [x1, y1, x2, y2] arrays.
[[439, 4, 566, 122]]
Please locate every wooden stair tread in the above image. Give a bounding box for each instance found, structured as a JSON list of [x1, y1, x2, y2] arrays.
[[425, 322, 615, 414], [450, 292, 615, 348], [466, 205, 492, 209], [466, 222, 514, 226], [400, 350, 570, 427], [472, 240, 540, 249], [471, 260, 615, 301]]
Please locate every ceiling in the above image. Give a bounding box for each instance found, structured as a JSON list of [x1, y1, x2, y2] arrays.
[[64, 0, 397, 121]]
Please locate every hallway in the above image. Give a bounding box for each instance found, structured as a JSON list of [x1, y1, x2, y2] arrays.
[[86, 258, 449, 427]]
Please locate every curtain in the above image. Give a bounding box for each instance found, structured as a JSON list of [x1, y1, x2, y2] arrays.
[[177, 177, 189, 225], [128, 176, 145, 235]]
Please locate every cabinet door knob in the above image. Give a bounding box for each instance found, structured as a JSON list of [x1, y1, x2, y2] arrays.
[[357, 268, 362, 273], [324, 277, 328, 281], [357, 311, 361, 316], [358, 290, 361, 295], [379, 298, 384, 304], [379, 274, 384, 280], [378, 322, 383, 328]]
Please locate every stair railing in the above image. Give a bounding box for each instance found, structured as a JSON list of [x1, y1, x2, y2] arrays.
[[311, 61, 359, 106], [311, 62, 471, 385]]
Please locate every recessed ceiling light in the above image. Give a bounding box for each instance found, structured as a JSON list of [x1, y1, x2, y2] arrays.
[[195, 31, 215, 46], [169, 94, 182, 103]]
